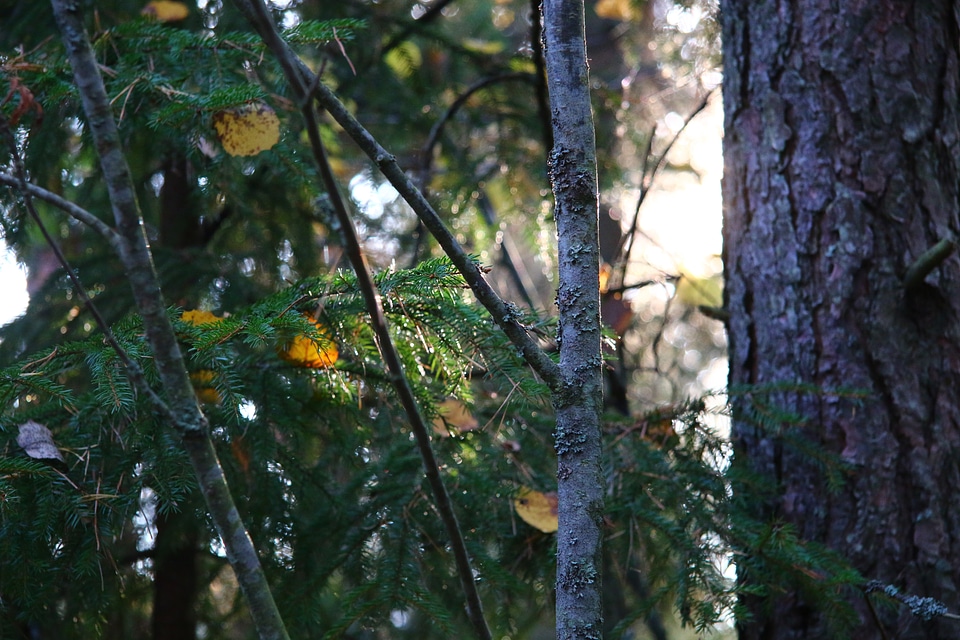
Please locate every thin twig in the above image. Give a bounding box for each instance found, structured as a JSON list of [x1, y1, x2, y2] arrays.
[[411, 72, 535, 268], [529, 0, 553, 157], [903, 237, 956, 290], [615, 90, 716, 285], [0, 171, 122, 249], [380, 0, 458, 59], [420, 72, 535, 184]]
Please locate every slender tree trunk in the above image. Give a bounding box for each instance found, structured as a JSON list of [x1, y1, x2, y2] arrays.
[[152, 514, 199, 640], [722, 1, 960, 638], [541, 2, 605, 638]]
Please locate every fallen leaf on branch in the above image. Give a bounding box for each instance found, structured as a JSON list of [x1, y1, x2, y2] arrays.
[[190, 370, 221, 404], [17, 420, 65, 463], [514, 486, 558, 533], [432, 398, 479, 436], [278, 315, 339, 368], [213, 102, 280, 157], [180, 309, 224, 326]]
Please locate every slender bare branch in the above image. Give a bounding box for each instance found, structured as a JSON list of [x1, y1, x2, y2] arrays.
[[419, 72, 535, 182], [0, 171, 122, 250], [230, 2, 492, 637], [50, 2, 289, 638], [380, 0, 458, 59], [616, 90, 715, 283], [529, 0, 554, 157]]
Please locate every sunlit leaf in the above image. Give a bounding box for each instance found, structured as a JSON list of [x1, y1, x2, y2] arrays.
[[180, 309, 224, 326], [599, 262, 611, 294], [17, 420, 65, 463], [213, 101, 281, 157], [676, 273, 723, 308], [514, 486, 558, 533], [190, 370, 221, 404], [142, 0, 190, 22], [278, 315, 339, 368], [384, 41, 422, 80], [462, 38, 504, 55], [595, 0, 637, 21], [432, 398, 479, 436]]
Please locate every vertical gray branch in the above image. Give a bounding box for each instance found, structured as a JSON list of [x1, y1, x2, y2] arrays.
[[49, 2, 289, 638], [541, 1, 605, 638]]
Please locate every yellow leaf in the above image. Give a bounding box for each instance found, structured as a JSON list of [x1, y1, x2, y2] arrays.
[[595, 0, 636, 21], [462, 38, 504, 55], [142, 0, 190, 22], [190, 370, 221, 404], [384, 41, 422, 79], [432, 398, 479, 436], [213, 102, 281, 157], [181, 309, 224, 326], [599, 262, 611, 294], [514, 486, 558, 533], [278, 315, 339, 368]]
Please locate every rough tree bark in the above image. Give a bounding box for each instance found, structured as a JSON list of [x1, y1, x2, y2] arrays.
[[542, 2, 605, 638], [722, 1, 960, 638]]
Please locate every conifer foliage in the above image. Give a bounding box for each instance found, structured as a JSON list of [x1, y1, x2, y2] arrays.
[[0, 1, 873, 638]]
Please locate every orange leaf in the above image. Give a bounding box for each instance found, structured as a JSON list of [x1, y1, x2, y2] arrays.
[[595, 0, 636, 21], [231, 436, 251, 476], [190, 369, 221, 404], [213, 102, 280, 157], [514, 486, 558, 533], [278, 315, 339, 368], [142, 0, 190, 22], [432, 398, 479, 436], [180, 309, 224, 326]]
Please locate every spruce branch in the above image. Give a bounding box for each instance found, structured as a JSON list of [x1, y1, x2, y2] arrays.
[[230, 2, 492, 637], [227, 0, 562, 393], [0, 113, 168, 419], [49, 2, 289, 638]]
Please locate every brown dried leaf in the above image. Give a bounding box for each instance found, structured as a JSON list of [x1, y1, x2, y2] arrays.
[[432, 398, 479, 436]]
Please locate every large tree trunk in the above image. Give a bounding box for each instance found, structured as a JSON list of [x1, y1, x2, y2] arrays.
[[721, 1, 960, 638]]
